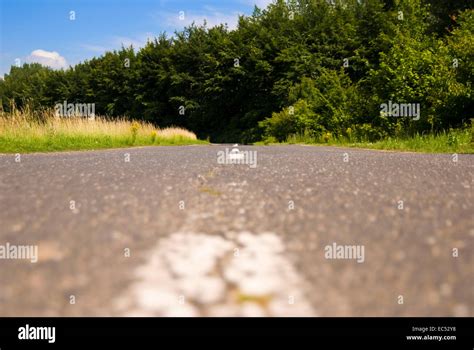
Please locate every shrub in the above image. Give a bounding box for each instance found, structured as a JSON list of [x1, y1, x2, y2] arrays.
[[447, 129, 459, 147], [259, 99, 320, 142], [150, 130, 157, 143], [130, 121, 140, 143], [352, 123, 388, 142]]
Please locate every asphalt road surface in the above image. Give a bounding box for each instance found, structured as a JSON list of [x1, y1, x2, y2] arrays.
[[0, 145, 472, 316]]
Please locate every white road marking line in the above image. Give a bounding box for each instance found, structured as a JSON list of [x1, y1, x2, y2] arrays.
[[115, 231, 316, 316]]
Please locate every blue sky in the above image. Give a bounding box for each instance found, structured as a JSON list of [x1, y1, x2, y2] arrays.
[[0, 0, 273, 77]]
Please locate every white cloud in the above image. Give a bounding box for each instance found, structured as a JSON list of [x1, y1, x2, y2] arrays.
[[155, 9, 243, 32], [113, 32, 155, 49], [26, 49, 68, 69]]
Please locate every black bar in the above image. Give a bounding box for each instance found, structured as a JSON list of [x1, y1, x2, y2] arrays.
[[0, 317, 472, 347]]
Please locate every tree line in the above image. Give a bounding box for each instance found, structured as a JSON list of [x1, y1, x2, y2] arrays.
[[1, 0, 472, 143]]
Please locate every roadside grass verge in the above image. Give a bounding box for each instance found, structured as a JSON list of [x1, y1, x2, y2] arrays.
[[0, 108, 207, 153], [256, 128, 474, 154]]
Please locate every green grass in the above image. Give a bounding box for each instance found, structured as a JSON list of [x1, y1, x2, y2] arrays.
[[0, 134, 207, 153], [256, 128, 474, 154]]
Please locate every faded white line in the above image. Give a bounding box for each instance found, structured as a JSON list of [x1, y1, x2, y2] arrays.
[[115, 231, 316, 316]]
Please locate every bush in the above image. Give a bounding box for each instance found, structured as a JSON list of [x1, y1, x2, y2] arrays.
[[288, 72, 356, 134], [259, 99, 320, 142], [366, 26, 471, 133], [260, 70, 358, 141], [352, 123, 388, 142]]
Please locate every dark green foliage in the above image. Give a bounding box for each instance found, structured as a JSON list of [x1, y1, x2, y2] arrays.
[[1, 0, 472, 142]]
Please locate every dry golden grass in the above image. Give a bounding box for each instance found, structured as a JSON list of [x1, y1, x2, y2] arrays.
[[0, 107, 197, 140], [0, 107, 202, 153], [157, 127, 197, 140]]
